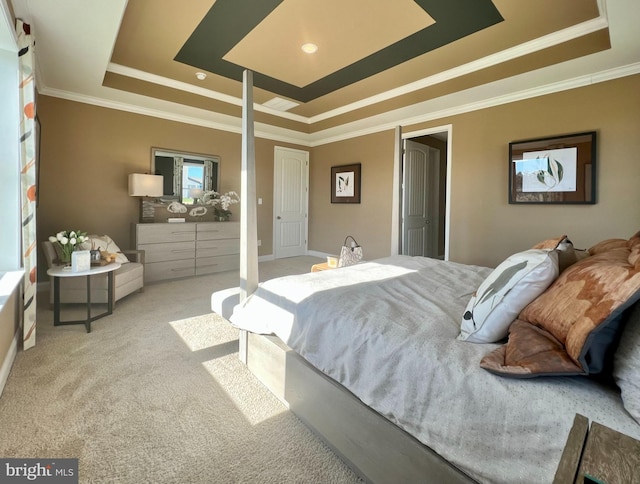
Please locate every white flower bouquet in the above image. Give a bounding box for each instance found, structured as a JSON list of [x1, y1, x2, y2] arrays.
[[48, 229, 88, 264], [201, 190, 239, 219]]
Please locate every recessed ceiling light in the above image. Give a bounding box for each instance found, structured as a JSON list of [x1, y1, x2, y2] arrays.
[[195, 72, 207, 80], [301, 43, 318, 54]]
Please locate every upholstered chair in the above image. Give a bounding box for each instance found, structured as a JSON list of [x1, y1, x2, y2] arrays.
[[42, 236, 145, 305]]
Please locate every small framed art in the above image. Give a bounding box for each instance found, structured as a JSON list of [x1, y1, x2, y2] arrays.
[[331, 163, 361, 204], [508, 131, 596, 204]]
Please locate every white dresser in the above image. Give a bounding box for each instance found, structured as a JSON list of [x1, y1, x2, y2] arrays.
[[133, 222, 240, 283]]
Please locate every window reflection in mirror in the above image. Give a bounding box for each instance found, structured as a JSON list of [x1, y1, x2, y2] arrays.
[[151, 148, 220, 204]]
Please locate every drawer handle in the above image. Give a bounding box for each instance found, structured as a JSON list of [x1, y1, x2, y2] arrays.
[[199, 264, 219, 269], [171, 249, 193, 253], [171, 231, 193, 235]]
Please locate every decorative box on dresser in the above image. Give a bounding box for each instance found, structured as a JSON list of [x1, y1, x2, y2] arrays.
[[133, 222, 240, 283]]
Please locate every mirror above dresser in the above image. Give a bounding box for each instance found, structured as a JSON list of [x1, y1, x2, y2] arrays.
[[151, 148, 220, 204]]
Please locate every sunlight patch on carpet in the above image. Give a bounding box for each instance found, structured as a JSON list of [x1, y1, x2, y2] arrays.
[[169, 313, 287, 425], [168, 313, 237, 352]]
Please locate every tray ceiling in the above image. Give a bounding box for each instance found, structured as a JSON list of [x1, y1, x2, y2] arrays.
[[11, 0, 637, 143]]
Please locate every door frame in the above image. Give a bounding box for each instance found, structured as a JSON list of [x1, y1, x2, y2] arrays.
[[272, 146, 309, 259], [392, 124, 452, 260]]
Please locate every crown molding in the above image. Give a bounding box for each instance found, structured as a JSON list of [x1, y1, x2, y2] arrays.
[[104, 13, 608, 128], [309, 15, 609, 124], [38, 61, 640, 149], [307, 62, 640, 146], [37, 86, 312, 146], [106, 63, 310, 124]]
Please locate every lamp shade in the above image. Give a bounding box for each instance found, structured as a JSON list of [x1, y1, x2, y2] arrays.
[[189, 188, 204, 199], [128, 174, 163, 197]]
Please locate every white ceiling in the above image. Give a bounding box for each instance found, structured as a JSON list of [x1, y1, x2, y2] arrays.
[[8, 0, 640, 146]]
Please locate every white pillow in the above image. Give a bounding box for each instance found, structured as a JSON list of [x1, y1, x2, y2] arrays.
[[80, 234, 129, 264], [458, 249, 559, 343]]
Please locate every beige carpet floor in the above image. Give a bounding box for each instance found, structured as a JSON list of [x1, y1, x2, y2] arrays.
[[0, 256, 362, 483]]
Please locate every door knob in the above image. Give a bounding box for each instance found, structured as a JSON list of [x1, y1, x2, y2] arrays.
[[276, 216, 281, 219]]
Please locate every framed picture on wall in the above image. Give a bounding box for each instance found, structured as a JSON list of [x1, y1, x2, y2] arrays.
[[331, 163, 361, 203], [508, 131, 596, 204]]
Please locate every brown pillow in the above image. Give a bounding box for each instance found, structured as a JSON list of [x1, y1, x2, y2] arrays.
[[588, 238, 627, 255], [481, 232, 640, 377]]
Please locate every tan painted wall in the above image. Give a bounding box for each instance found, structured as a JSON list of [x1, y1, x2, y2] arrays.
[[310, 131, 396, 259], [38, 74, 640, 276], [310, 74, 640, 267], [36, 96, 307, 280]]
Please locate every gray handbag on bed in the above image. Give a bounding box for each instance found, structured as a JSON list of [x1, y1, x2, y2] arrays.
[[338, 236, 363, 267]]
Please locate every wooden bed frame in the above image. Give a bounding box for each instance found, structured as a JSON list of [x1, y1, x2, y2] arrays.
[[241, 329, 477, 483], [233, 71, 576, 484]]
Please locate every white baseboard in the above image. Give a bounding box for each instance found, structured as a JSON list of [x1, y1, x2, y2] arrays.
[[260, 251, 330, 261], [0, 328, 19, 398], [307, 250, 331, 259]]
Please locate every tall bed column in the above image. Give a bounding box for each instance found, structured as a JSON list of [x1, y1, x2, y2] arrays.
[[239, 69, 259, 363]]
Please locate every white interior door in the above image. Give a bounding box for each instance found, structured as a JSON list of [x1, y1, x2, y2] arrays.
[[274, 147, 309, 258], [402, 139, 440, 257]]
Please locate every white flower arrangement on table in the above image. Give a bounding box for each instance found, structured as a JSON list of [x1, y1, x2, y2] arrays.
[[201, 190, 240, 219], [48, 230, 88, 264]]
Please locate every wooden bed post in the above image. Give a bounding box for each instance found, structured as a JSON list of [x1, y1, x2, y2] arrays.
[[239, 69, 259, 364]]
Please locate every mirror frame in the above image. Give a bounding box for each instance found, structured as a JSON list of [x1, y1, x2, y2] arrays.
[[151, 147, 220, 202]]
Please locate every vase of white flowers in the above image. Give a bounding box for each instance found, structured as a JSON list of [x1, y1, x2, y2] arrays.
[[48, 230, 88, 265], [201, 190, 239, 221]]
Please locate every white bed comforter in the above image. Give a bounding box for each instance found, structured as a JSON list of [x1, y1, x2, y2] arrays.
[[229, 256, 640, 484]]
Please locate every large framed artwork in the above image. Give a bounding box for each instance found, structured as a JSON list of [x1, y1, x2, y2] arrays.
[[331, 163, 361, 204], [508, 131, 596, 204]]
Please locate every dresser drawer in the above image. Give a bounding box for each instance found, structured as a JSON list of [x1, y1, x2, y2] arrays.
[[196, 254, 240, 275], [134, 221, 239, 283], [137, 224, 195, 244], [196, 238, 240, 258], [145, 259, 195, 282], [139, 241, 195, 263], [197, 222, 240, 240]]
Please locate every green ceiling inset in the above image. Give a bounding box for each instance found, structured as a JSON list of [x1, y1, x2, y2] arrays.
[[175, 0, 503, 103]]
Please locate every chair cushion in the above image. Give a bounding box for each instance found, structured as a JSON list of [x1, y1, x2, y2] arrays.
[[80, 235, 129, 263]]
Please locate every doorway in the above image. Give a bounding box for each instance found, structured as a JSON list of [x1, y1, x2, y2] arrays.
[[273, 146, 309, 258], [397, 127, 450, 259]]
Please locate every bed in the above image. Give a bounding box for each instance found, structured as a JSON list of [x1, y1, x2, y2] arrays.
[[214, 233, 640, 483]]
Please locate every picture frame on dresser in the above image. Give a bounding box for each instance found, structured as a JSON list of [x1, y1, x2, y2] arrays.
[[508, 131, 596, 204]]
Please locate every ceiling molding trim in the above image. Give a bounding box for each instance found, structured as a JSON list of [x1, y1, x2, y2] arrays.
[[105, 15, 608, 128], [107, 63, 310, 124], [308, 61, 640, 147], [309, 15, 610, 124], [38, 86, 312, 146], [38, 61, 639, 150], [107, 62, 242, 107]]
